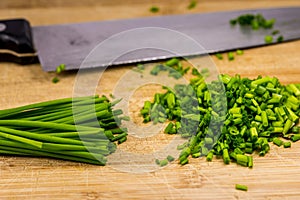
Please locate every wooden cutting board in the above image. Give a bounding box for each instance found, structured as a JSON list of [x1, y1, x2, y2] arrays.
[[1, 0, 300, 199]]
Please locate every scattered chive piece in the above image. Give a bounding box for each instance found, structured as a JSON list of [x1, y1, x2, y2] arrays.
[[52, 77, 59, 83], [230, 13, 275, 30], [235, 184, 248, 191], [55, 64, 66, 74], [230, 19, 237, 25], [149, 58, 190, 79], [265, 35, 273, 44], [215, 53, 223, 60], [230, 14, 282, 45], [167, 155, 175, 162], [277, 35, 284, 43], [283, 142, 291, 148], [272, 30, 280, 35], [248, 156, 253, 168], [236, 49, 244, 55], [149, 6, 159, 13], [292, 134, 300, 142], [160, 159, 169, 167], [187, 0, 197, 10], [155, 159, 160, 165], [273, 137, 283, 147], [109, 93, 115, 99], [137, 64, 145, 70], [228, 52, 234, 61]]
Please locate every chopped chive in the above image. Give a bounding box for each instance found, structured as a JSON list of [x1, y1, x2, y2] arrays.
[[167, 155, 175, 162], [236, 49, 244, 55], [159, 159, 168, 167], [228, 52, 234, 61], [215, 53, 223, 60], [230, 19, 237, 25], [223, 149, 230, 164], [273, 137, 283, 146], [155, 158, 160, 165], [235, 184, 248, 191], [265, 35, 273, 44], [187, 0, 197, 10], [271, 30, 280, 35], [149, 6, 159, 13], [52, 77, 59, 83], [140, 71, 300, 168], [291, 134, 300, 142], [283, 142, 291, 148], [277, 35, 284, 43], [248, 156, 253, 168], [56, 64, 66, 74], [206, 151, 214, 161]]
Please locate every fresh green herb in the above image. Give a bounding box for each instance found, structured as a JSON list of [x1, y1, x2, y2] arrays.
[[109, 93, 115, 99], [137, 64, 145, 70], [230, 19, 237, 25], [167, 155, 175, 162], [277, 35, 284, 43], [283, 142, 291, 148], [150, 58, 190, 79], [235, 184, 248, 191], [155, 158, 161, 165], [215, 53, 223, 60], [273, 137, 283, 146], [52, 77, 59, 83], [132, 64, 145, 74], [265, 35, 273, 44], [56, 64, 66, 74], [159, 159, 169, 167], [0, 95, 128, 165], [52, 64, 66, 83], [228, 52, 235, 61], [188, 0, 197, 10], [150, 6, 159, 13], [230, 13, 275, 30], [230, 14, 282, 44], [141, 70, 300, 167], [236, 49, 244, 55], [272, 30, 280, 35]]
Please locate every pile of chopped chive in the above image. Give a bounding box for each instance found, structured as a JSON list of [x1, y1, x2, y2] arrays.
[[141, 68, 300, 167], [0, 95, 128, 165]]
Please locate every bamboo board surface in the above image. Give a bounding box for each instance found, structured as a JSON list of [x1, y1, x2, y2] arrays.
[[0, 0, 300, 199]]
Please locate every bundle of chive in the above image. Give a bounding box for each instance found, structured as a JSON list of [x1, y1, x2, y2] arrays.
[[141, 71, 300, 167], [0, 95, 128, 165]]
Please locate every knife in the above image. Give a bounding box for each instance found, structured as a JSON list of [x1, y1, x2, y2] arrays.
[[1, 7, 300, 71]]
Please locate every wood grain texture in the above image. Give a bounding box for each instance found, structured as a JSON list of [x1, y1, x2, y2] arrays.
[[0, 0, 300, 199]]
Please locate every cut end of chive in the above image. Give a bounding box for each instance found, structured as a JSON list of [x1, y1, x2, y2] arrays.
[[236, 49, 244, 55], [149, 6, 159, 13], [167, 155, 175, 162], [227, 52, 234, 61], [215, 53, 223, 60], [187, 0, 197, 10], [52, 77, 59, 83], [265, 35, 273, 44], [277, 35, 284, 43], [235, 184, 248, 191]]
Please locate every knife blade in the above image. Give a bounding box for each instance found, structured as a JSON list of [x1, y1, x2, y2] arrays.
[[1, 7, 300, 71]]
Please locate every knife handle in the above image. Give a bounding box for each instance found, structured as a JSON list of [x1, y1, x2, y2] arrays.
[[0, 19, 38, 64]]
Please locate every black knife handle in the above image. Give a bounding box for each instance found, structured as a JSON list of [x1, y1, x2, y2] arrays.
[[0, 18, 38, 64]]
